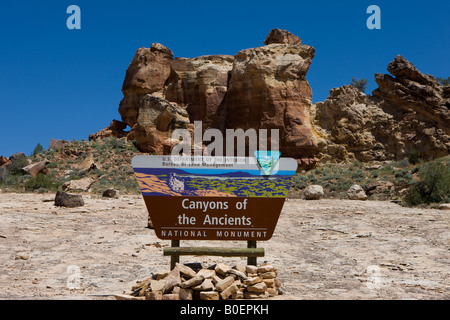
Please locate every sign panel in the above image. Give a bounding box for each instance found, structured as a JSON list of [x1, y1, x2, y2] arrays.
[[132, 155, 297, 241]]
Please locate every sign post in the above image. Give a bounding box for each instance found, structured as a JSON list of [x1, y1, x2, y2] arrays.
[[132, 155, 297, 268]]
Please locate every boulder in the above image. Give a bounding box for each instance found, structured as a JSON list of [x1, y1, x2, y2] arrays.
[[73, 156, 98, 172], [62, 177, 94, 192], [0, 155, 9, 166], [347, 184, 368, 201], [54, 191, 84, 207], [48, 139, 69, 151], [304, 185, 324, 200], [102, 188, 118, 198], [21, 160, 49, 177]]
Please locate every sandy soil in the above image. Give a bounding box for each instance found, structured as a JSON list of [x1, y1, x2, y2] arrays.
[[0, 193, 448, 300]]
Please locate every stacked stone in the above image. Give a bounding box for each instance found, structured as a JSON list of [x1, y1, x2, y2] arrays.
[[118, 262, 282, 300]]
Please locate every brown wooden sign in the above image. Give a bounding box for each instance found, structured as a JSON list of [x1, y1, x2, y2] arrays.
[[132, 155, 297, 241]]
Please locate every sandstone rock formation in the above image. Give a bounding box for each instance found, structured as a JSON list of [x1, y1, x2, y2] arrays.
[[92, 29, 319, 167], [131, 95, 192, 154], [89, 120, 129, 141], [48, 139, 69, 151], [313, 55, 450, 163], [164, 55, 234, 129], [119, 43, 174, 127], [0, 156, 10, 167], [93, 30, 449, 166], [215, 34, 317, 163]]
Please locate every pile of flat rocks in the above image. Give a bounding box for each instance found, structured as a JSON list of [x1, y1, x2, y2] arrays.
[[115, 262, 282, 300]]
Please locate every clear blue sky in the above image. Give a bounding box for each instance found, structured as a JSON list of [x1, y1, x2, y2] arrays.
[[0, 0, 449, 157]]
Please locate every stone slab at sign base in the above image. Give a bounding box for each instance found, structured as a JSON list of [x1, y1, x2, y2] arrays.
[[116, 262, 283, 301], [132, 155, 298, 242]]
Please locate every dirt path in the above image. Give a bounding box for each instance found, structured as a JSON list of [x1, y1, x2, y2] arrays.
[[0, 193, 448, 300]]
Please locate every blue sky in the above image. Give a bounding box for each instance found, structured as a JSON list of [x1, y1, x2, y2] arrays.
[[0, 0, 449, 157]]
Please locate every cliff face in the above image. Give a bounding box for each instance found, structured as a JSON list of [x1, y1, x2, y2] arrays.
[[91, 30, 449, 166]]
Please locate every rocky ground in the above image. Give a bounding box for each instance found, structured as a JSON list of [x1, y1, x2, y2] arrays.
[[0, 193, 448, 300]]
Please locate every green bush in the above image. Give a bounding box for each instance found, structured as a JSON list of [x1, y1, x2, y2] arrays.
[[7, 156, 29, 175], [436, 77, 450, 85], [350, 77, 369, 93], [408, 150, 421, 165], [24, 174, 58, 192], [403, 160, 450, 206], [32, 143, 44, 156], [0, 167, 5, 183]]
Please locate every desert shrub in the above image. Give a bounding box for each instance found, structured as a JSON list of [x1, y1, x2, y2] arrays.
[[46, 161, 58, 169], [351, 169, 365, 182], [68, 170, 87, 181], [7, 155, 29, 175], [32, 143, 44, 156], [0, 166, 5, 181], [395, 159, 410, 168], [292, 175, 308, 190], [1, 174, 25, 190], [350, 77, 368, 93], [436, 77, 450, 85], [24, 173, 58, 192], [408, 150, 421, 165], [403, 160, 450, 206]]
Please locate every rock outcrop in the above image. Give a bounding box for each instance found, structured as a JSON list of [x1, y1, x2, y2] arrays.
[[93, 30, 449, 166], [119, 43, 174, 127], [92, 29, 319, 166], [131, 95, 192, 154], [164, 55, 234, 129], [89, 120, 129, 141], [216, 34, 317, 163], [314, 55, 450, 162]]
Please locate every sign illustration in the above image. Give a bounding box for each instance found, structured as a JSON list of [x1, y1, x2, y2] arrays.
[[132, 155, 297, 241]]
